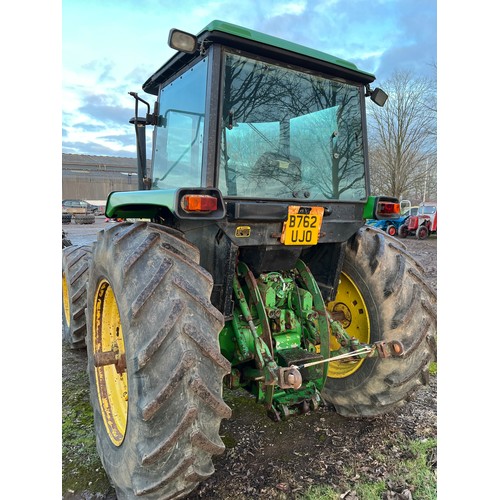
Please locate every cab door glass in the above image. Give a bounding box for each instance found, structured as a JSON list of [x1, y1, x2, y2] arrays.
[[152, 58, 208, 189]]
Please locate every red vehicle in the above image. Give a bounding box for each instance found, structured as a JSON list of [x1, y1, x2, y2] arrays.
[[398, 202, 437, 239]]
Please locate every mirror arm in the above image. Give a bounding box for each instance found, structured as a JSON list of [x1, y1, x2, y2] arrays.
[[129, 92, 158, 126]]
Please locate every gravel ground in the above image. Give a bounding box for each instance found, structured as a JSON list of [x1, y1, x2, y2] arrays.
[[62, 217, 437, 500]]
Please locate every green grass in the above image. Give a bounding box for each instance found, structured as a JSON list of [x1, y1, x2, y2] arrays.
[[301, 437, 437, 500], [301, 484, 338, 499], [62, 364, 111, 495]]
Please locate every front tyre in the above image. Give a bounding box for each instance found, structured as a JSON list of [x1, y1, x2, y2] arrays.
[[386, 224, 397, 236], [322, 226, 436, 417], [86, 222, 231, 499]]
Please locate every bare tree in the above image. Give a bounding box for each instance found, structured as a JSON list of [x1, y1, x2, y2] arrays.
[[368, 70, 437, 201]]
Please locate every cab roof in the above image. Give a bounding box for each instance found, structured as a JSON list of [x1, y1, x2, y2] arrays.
[[143, 20, 376, 95]]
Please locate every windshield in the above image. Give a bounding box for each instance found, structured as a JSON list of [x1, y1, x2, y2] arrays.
[[419, 205, 436, 215], [218, 52, 367, 201]]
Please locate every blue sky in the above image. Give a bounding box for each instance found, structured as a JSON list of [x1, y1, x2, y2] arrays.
[[62, 0, 437, 158]]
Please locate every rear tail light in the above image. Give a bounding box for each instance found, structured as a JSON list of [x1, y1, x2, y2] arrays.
[[363, 196, 401, 220], [181, 194, 218, 213], [175, 188, 225, 219], [376, 202, 400, 216]]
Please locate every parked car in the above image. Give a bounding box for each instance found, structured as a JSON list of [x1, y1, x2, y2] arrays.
[[62, 199, 97, 224], [62, 199, 99, 215]]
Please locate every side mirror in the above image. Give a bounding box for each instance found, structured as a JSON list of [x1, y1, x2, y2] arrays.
[[168, 28, 198, 54], [370, 87, 388, 107]]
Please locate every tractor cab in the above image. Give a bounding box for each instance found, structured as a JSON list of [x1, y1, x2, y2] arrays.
[[112, 21, 387, 219], [107, 20, 393, 309], [144, 21, 384, 201]]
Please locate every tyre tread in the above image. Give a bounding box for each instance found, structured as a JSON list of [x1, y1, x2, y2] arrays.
[[62, 245, 92, 348], [86, 222, 230, 499], [323, 226, 437, 417]]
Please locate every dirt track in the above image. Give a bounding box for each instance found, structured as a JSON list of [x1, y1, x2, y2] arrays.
[[62, 218, 437, 500]]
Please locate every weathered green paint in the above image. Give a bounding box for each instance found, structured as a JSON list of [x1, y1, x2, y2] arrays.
[[144, 18, 376, 94], [294, 260, 331, 383], [105, 189, 178, 218], [271, 381, 322, 416], [326, 312, 352, 350], [222, 260, 334, 419], [363, 196, 377, 220], [232, 272, 270, 370], [201, 20, 375, 80]]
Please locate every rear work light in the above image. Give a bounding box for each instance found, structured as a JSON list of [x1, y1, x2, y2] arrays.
[[181, 194, 218, 212]]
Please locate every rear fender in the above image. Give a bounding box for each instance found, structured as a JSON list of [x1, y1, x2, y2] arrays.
[[105, 188, 225, 220]]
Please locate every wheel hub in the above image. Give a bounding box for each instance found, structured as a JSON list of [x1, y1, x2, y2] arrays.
[[93, 279, 128, 446], [326, 272, 370, 378], [331, 302, 352, 328]]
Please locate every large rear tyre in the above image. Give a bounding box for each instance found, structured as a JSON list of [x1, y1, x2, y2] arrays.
[[86, 221, 231, 499], [322, 226, 437, 417], [62, 244, 93, 349], [398, 224, 409, 238], [417, 225, 429, 239]]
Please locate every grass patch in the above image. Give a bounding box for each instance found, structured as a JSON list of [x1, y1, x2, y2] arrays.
[[301, 484, 340, 499], [62, 362, 111, 495], [301, 437, 436, 500], [429, 361, 437, 376]]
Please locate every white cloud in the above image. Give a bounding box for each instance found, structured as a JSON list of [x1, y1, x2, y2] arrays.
[[61, 0, 436, 157], [269, 1, 306, 16]]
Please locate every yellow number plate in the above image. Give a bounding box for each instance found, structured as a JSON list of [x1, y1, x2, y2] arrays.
[[280, 206, 324, 245]]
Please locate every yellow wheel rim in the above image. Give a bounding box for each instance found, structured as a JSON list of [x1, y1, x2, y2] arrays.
[[326, 271, 370, 378], [62, 272, 70, 327], [93, 279, 128, 446]]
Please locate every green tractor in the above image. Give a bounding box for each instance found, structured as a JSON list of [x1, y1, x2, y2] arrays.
[[62, 20, 436, 500]]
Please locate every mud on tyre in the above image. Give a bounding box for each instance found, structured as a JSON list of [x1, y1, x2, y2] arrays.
[[85, 221, 231, 499], [322, 226, 437, 417], [62, 244, 93, 349]]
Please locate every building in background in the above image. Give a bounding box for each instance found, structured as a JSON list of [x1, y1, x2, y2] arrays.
[[62, 154, 151, 203]]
